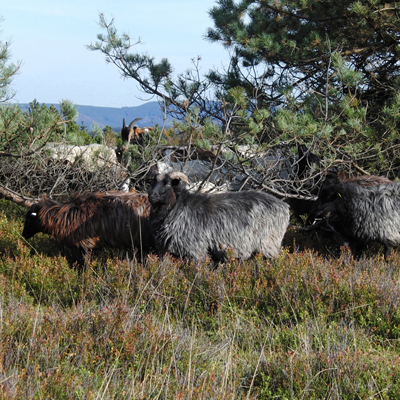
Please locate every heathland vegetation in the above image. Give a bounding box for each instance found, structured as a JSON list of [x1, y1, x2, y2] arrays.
[[2, 1, 400, 398], [2, 201, 400, 398]]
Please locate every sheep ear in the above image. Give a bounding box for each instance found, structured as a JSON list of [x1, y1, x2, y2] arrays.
[[148, 164, 159, 178]]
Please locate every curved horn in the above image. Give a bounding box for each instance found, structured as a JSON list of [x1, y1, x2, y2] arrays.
[[128, 118, 142, 129], [169, 171, 190, 184]]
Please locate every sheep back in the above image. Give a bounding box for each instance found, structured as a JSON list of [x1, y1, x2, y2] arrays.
[[305, 173, 393, 225]]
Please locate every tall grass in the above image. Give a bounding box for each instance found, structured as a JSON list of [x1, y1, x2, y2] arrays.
[[1, 199, 400, 399]]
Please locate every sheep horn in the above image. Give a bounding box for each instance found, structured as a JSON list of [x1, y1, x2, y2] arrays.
[[0, 184, 36, 208], [128, 118, 142, 129], [169, 171, 190, 184]]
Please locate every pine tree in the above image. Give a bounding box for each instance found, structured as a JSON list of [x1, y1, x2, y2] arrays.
[[90, 3, 400, 174], [206, 0, 400, 173], [0, 19, 21, 102], [206, 0, 400, 115]]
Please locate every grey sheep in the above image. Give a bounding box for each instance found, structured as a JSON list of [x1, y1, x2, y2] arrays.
[[147, 172, 290, 261], [305, 172, 392, 225], [309, 180, 399, 258]]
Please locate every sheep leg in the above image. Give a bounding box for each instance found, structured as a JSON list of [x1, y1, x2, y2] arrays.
[[349, 241, 364, 260], [384, 245, 392, 260]]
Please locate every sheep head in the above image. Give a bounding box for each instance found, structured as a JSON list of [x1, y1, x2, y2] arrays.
[[22, 203, 45, 239], [148, 171, 189, 208]]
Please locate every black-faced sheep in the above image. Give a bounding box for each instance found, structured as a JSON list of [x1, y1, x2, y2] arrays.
[[147, 172, 290, 261], [307, 180, 399, 259], [22, 191, 154, 255], [282, 144, 322, 223]]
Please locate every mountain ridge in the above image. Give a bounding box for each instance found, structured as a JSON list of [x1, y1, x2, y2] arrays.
[[15, 101, 174, 131]]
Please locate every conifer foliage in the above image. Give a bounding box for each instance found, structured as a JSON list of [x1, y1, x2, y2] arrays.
[[89, 2, 400, 176], [206, 0, 400, 115]]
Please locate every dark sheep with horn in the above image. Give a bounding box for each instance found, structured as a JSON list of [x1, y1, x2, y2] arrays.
[[306, 172, 393, 225], [147, 171, 290, 261], [121, 118, 154, 146]]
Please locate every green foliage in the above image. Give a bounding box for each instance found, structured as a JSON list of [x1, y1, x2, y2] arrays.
[[89, 14, 173, 102], [59, 99, 95, 144], [102, 125, 117, 147], [89, 15, 229, 126], [206, 0, 400, 173], [0, 99, 96, 156], [207, 0, 400, 108], [160, 108, 224, 148], [89, 2, 400, 176], [0, 21, 21, 102], [62, 128, 94, 145], [0, 100, 63, 153], [60, 98, 78, 128]]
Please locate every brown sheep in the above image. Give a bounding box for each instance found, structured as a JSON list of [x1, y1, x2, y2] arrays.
[[22, 191, 154, 256], [121, 118, 154, 146]]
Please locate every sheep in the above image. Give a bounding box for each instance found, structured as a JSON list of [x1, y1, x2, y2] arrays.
[[283, 145, 322, 223], [306, 180, 400, 259], [121, 118, 142, 145], [154, 143, 321, 197], [22, 191, 154, 256], [121, 118, 154, 146], [44, 143, 118, 173], [155, 145, 256, 192], [288, 170, 393, 226], [215, 143, 296, 181], [147, 171, 290, 261], [338, 172, 392, 187], [306, 172, 393, 225]]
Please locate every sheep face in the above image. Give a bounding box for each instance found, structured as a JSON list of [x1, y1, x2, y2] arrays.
[[22, 204, 45, 239], [148, 174, 181, 207], [318, 184, 341, 205]]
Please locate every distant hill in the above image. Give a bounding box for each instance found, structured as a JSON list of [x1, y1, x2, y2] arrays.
[[14, 101, 175, 132], [76, 102, 175, 131]]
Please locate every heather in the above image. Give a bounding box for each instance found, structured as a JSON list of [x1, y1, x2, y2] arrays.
[[1, 200, 400, 399]]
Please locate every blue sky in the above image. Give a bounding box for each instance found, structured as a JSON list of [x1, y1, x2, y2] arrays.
[[2, 0, 230, 108]]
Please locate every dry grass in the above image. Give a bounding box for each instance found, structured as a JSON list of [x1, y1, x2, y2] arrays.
[[1, 199, 400, 399]]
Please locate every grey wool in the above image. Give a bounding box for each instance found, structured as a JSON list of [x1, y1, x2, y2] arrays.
[[314, 181, 400, 258], [148, 172, 290, 261]]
